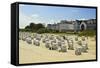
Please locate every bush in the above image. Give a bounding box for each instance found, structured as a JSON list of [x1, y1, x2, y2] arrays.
[[36, 28, 60, 34], [36, 28, 46, 34], [19, 29, 32, 32], [78, 30, 96, 37]]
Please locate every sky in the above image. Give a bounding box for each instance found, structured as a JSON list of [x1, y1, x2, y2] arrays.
[[19, 4, 96, 28]]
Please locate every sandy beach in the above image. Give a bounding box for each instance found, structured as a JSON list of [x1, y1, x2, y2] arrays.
[[19, 35, 96, 64]]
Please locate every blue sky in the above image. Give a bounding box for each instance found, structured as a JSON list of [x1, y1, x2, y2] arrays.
[[19, 4, 96, 28]]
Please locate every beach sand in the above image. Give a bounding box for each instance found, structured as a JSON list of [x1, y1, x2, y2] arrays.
[[19, 36, 96, 64]]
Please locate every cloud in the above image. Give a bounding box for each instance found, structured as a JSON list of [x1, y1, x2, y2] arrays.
[[19, 13, 32, 28], [31, 14, 39, 18], [77, 18, 86, 20], [19, 12, 47, 28]]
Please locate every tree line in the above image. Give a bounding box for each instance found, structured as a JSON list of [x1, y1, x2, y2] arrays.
[[19, 22, 59, 34], [25, 22, 45, 31]]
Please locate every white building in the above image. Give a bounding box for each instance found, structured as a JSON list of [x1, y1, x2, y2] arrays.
[[58, 20, 74, 32], [47, 19, 96, 32]]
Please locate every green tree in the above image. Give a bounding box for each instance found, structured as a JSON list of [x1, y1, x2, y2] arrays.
[[36, 23, 45, 30], [25, 25, 30, 29], [29, 23, 35, 29]]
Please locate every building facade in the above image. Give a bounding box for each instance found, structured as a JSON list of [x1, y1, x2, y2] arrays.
[[47, 19, 96, 32]]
